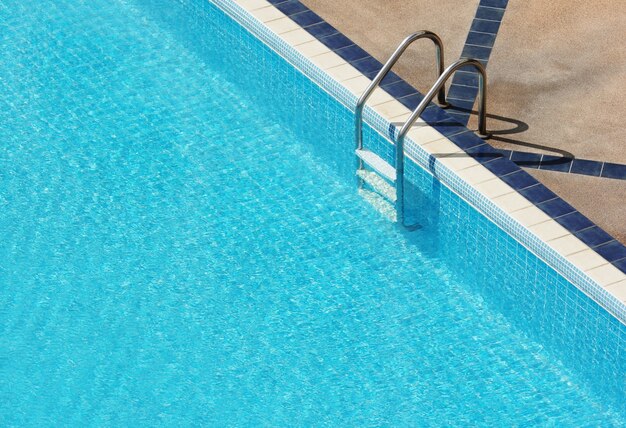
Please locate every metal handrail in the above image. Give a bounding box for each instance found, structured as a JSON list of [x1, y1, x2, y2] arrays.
[[395, 57, 489, 225], [355, 31, 446, 151]]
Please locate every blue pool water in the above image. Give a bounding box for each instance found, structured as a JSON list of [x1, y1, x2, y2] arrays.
[[0, 0, 624, 425]]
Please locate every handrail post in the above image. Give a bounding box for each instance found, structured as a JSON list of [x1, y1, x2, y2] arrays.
[[355, 31, 446, 152], [396, 58, 490, 225]]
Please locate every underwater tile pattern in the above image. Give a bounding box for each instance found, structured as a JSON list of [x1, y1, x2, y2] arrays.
[[219, 0, 626, 320]]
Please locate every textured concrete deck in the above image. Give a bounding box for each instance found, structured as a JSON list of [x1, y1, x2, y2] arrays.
[[301, 0, 626, 243]]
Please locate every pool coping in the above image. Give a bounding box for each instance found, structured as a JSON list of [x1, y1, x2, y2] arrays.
[[208, 0, 626, 325]]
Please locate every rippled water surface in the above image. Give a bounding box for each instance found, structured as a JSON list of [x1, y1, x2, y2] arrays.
[[0, 0, 624, 425]]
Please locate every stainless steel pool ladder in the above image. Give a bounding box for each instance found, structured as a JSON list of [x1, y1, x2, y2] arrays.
[[354, 32, 489, 226], [354, 31, 446, 223]]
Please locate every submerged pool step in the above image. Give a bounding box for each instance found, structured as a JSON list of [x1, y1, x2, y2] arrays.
[[358, 188, 397, 222], [357, 169, 397, 203], [355, 149, 396, 183]]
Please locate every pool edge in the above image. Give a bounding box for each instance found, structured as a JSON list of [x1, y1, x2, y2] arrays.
[[208, 0, 626, 325]]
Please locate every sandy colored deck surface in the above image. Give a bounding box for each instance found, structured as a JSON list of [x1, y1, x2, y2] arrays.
[[302, 0, 626, 243]]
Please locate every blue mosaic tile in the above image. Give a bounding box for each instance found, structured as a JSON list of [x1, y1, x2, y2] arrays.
[[537, 198, 576, 218], [595, 241, 626, 263], [601, 162, 626, 180], [518, 184, 558, 204], [540, 155, 573, 173], [555, 212, 595, 233], [500, 171, 539, 190], [575, 227, 614, 248], [570, 159, 603, 177], [289, 10, 323, 27]]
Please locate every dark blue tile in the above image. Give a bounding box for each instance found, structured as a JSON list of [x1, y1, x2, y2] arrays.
[[495, 149, 512, 159], [595, 241, 626, 262], [539, 155, 572, 172], [465, 31, 497, 48], [351, 56, 383, 79], [470, 19, 501, 34], [289, 10, 323, 27], [574, 226, 614, 248], [397, 92, 426, 110], [500, 170, 538, 190], [510, 151, 542, 168], [380, 80, 418, 99], [480, 0, 508, 8], [318, 33, 353, 50], [483, 157, 519, 174], [475, 6, 505, 21], [601, 162, 626, 180], [570, 159, 603, 177], [447, 84, 479, 101], [554, 212, 595, 233], [518, 184, 558, 204], [613, 257, 626, 274], [421, 107, 467, 137], [448, 99, 475, 113], [467, 145, 506, 163], [335, 45, 370, 62], [446, 111, 471, 127], [462, 44, 492, 61], [304, 22, 338, 38], [448, 131, 486, 151], [267, 0, 290, 4], [537, 198, 576, 218], [452, 71, 480, 87], [275, 0, 308, 15], [379, 71, 403, 87]]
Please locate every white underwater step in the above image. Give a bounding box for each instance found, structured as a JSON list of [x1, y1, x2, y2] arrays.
[[358, 188, 397, 222], [355, 149, 396, 183], [357, 169, 397, 203]]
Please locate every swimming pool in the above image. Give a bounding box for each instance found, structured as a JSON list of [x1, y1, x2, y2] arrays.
[[0, 0, 624, 425]]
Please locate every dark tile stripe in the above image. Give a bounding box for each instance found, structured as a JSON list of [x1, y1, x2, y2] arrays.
[[447, 0, 509, 124]]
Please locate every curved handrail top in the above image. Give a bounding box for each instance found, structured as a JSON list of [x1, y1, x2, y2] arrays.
[[355, 30, 445, 111], [397, 58, 487, 142]]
